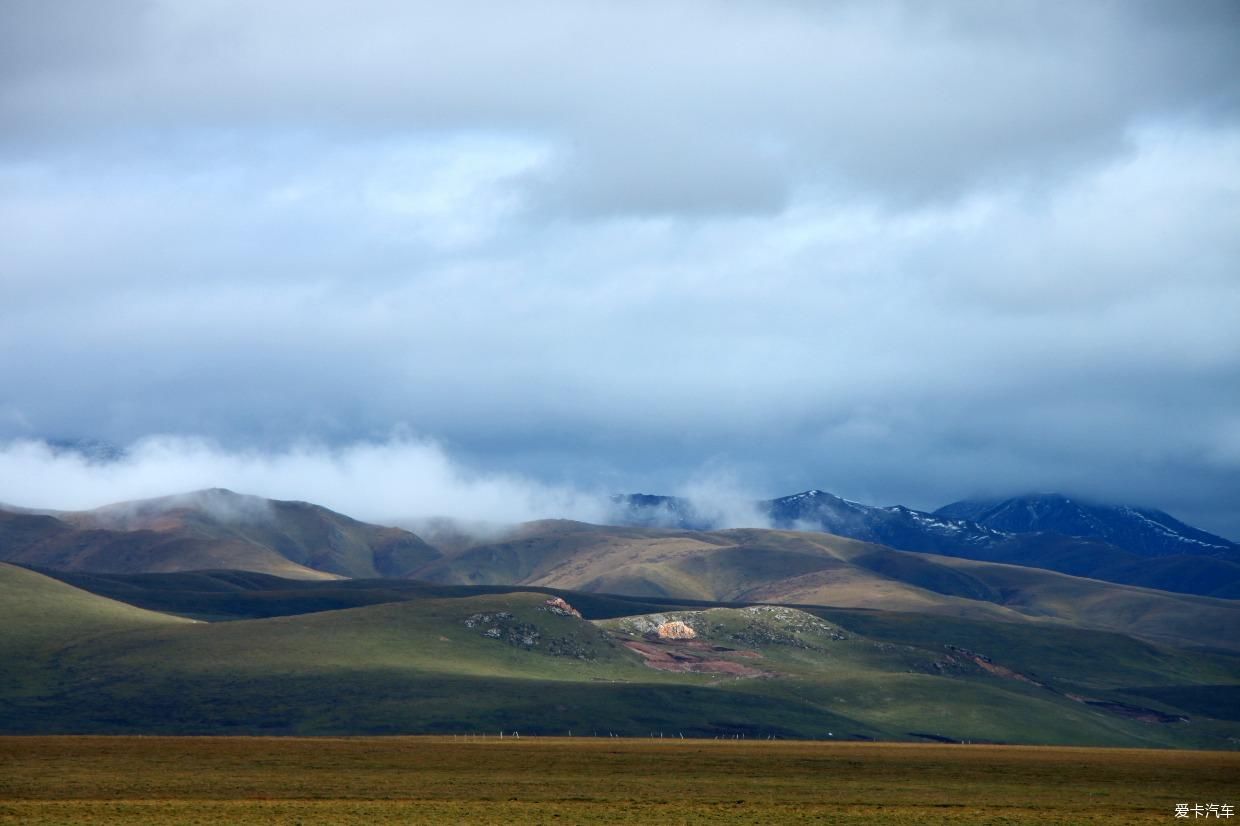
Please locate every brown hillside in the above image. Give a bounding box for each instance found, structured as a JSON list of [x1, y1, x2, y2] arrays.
[[411, 521, 1240, 651], [0, 489, 439, 580]]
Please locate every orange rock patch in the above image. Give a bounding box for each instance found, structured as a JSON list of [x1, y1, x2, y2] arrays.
[[655, 621, 696, 640]]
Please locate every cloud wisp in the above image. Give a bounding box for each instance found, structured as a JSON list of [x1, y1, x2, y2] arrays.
[[0, 437, 794, 533], [0, 436, 612, 526]]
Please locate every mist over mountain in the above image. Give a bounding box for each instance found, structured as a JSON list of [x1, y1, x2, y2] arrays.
[[608, 493, 719, 532], [0, 488, 441, 579], [10, 486, 1237, 650], [615, 489, 1236, 557], [6, 476, 1237, 600]]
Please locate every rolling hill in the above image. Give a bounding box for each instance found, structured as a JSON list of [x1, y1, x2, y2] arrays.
[[4, 488, 1237, 746], [6, 487, 1236, 599], [0, 561, 194, 699], [5, 489, 1236, 653], [406, 521, 1240, 652], [3, 563, 1238, 748], [0, 561, 192, 657], [0, 489, 441, 579]]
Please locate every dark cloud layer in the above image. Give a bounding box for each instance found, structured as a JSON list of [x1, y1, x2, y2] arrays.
[[2, 1, 1238, 537]]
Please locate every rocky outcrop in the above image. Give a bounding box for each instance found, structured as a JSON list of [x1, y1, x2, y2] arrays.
[[462, 608, 597, 659], [541, 597, 582, 618], [465, 612, 540, 647], [612, 607, 846, 648], [656, 620, 696, 640]]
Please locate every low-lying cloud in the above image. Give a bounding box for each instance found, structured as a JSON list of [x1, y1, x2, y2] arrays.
[[0, 437, 794, 533], [675, 470, 775, 530], [0, 436, 613, 526]]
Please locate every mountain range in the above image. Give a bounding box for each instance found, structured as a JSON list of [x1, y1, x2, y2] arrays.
[[4, 488, 1237, 601], [2, 487, 1237, 645], [612, 490, 1240, 599], [935, 493, 1238, 557], [2, 486, 1238, 745]]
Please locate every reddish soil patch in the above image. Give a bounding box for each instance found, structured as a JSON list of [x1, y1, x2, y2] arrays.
[[621, 640, 770, 677]]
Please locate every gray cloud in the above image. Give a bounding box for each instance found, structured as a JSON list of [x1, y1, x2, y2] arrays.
[[4, 2, 1238, 208], [2, 1, 1238, 540]]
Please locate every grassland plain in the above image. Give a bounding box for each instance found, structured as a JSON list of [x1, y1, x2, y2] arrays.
[[1, 736, 1237, 824]]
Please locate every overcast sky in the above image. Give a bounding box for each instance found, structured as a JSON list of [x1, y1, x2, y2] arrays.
[[2, 1, 1239, 537]]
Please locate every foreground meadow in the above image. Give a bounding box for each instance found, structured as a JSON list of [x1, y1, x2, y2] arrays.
[[1, 736, 1235, 824]]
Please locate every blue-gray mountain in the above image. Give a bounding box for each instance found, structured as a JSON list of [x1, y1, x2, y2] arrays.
[[611, 490, 1240, 599], [935, 494, 1238, 559]]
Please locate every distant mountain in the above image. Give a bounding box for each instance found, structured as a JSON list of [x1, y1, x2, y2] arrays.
[[763, 489, 1009, 554], [0, 489, 441, 579], [7, 486, 1238, 600], [614, 489, 1240, 599], [609, 494, 717, 531], [936, 494, 1239, 560], [613, 489, 1022, 552]]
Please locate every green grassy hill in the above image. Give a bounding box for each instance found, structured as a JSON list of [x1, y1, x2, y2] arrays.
[[0, 562, 193, 698], [0, 562, 191, 654], [3, 564, 1237, 748]]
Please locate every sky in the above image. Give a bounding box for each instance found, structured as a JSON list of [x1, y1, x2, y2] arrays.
[[2, 1, 1239, 537]]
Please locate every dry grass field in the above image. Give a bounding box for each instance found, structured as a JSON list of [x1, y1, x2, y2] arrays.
[[1, 736, 1235, 824]]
